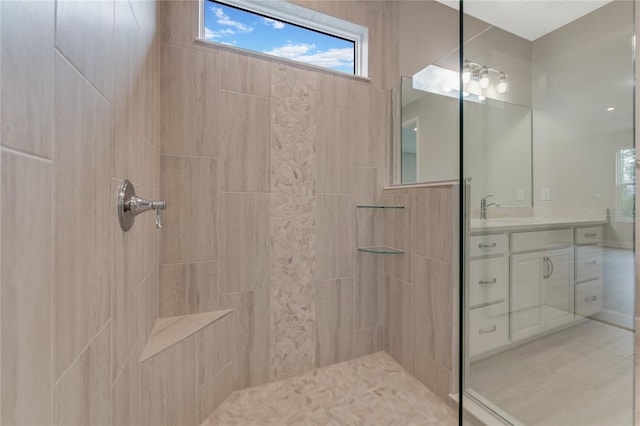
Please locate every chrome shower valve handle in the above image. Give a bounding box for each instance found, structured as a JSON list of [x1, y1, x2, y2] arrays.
[[118, 179, 166, 232]]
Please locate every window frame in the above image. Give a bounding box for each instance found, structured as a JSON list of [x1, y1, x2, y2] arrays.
[[198, 0, 368, 77], [615, 148, 636, 223]]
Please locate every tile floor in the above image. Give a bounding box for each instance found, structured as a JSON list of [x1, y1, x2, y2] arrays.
[[203, 352, 457, 425], [469, 319, 634, 425]]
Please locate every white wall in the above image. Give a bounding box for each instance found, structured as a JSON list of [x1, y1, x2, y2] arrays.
[[532, 0, 634, 248]]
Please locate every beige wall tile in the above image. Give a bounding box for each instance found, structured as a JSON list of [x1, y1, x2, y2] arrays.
[[221, 50, 271, 97], [412, 254, 456, 376], [197, 314, 232, 387], [140, 335, 197, 426], [355, 252, 384, 330], [54, 324, 112, 426], [353, 167, 388, 206], [219, 91, 270, 192], [386, 276, 414, 372], [221, 290, 270, 389], [160, 261, 220, 317], [317, 72, 353, 109], [161, 44, 219, 157], [316, 194, 354, 280], [414, 354, 452, 404], [55, 0, 114, 102], [356, 208, 384, 248], [316, 278, 354, 367], [383, 192, 411, 283], [53, 54, 112, 379], [160, 155, 218, 264], [220, 193, 270, 294], [113, 0, 145, 182], [112, 347, 140, 426], [354, 326, 384, 358], [410, 186, 453, 263], [197, 362, 234, 425], [112, 179, 142, 384], [316, 106, 353, 194], [1, 0, 54, 158], [353, 84, 389, 168], [139, 268, 159, 354], [1, 151, 52, 425], [161, 0, 203, 51]]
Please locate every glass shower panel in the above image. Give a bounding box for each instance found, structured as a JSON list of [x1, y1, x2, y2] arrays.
[[461, 1, 635, 424]]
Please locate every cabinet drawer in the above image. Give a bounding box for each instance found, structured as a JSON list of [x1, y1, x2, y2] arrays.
[[575, 279, 603, 317], [575, 246, 603, 282], [469, 303, 509, 357], [470, 234, 508, 257], [575, 226, 603, 245], [511, 229, 573, 252], [469, 257, 508, 308]]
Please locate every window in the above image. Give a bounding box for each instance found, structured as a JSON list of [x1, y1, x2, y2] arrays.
[[615, 148, 635, 223], [198, 0, 368, 76]]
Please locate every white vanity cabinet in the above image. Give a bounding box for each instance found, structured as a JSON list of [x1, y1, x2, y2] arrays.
[[469, 221, 604, 358], [574, 226, 604, 317], [510, 247, 573, 341], [468, 235, 509, 358]]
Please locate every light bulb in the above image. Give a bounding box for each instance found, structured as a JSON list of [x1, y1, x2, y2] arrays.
[[462, 63, 471, 84], [480, 66, 489, 89], [497, 73, 508, 94]]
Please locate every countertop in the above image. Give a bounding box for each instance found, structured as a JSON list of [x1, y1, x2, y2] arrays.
[[470, 216, 607, 233]]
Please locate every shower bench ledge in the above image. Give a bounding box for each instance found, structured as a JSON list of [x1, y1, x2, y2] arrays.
[[140, 309, 233, 362]]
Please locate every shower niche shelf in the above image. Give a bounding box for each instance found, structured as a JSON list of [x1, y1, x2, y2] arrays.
[[357, 246, 405, 255], [140, 309, 233, 362], [356, 204, 406, 254]]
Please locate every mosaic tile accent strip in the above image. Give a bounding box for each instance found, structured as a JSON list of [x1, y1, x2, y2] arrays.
[[269, 64, 318, 380]]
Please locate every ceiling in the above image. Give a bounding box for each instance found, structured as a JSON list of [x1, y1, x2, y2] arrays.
[[434, 0, 613, 41]]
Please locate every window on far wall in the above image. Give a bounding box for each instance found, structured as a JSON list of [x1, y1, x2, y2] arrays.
[[615, 148, 635, 223], [198, 0, 368, 76]]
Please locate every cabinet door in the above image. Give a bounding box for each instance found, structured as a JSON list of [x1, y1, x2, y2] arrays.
[[510, 252, 545, 341], [544, 247, 574, 328]]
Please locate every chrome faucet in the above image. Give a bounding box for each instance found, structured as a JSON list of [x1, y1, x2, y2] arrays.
[[480, 194, 501, 220]]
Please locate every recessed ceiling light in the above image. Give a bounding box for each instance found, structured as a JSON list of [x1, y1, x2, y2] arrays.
[[607, 107, 615, 111]]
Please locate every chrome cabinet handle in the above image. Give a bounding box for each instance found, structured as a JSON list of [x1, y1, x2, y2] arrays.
[[479, 243, 497, 249], [585, 260, 597, 265], [585, 296, 597, 302], [479, 278, 497, 285], [479, 325, 497, 334]]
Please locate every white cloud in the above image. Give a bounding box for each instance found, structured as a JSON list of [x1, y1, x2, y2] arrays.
[[205, 26, 236, 40], [210, 6, 253, 34], [265, 43, 314, 59], [262, 17, 285, 30], [265, 43, 354, 69]]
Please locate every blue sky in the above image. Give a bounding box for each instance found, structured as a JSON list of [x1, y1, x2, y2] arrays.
[[204, 1, 355, 74]]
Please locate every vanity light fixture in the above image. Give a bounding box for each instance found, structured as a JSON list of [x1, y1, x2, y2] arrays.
[[463, 59, 510, 96], [480, 66, 490, 89], [462, 62, 472, 84], [497, 72, 508, 94]]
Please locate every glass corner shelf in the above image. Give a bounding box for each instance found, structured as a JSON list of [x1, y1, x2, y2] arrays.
[[356, 205, 405, 209], [357, 246, 405, 255]]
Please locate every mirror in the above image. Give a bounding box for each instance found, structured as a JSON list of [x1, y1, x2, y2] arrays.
[[396, 70, 533, 210]]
